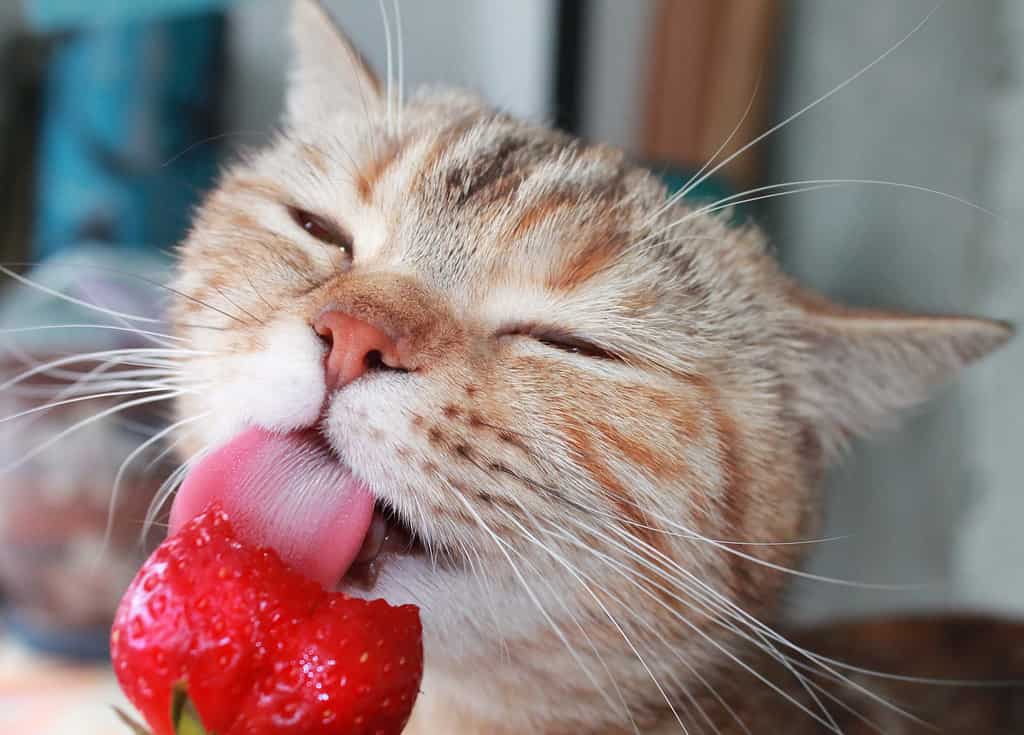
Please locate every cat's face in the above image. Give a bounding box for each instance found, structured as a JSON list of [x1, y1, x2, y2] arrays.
[[172, 91, 809, 730], [166, 2, 1009, 731]]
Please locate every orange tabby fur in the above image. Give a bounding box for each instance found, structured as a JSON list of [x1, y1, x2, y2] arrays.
[[167, 2, 1016, 732]]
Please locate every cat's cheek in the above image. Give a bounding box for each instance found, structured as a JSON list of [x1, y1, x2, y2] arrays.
[[189, 319, 328, 448]]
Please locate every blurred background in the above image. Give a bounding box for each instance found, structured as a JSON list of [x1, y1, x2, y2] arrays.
[[0, 1, 1021, 732]]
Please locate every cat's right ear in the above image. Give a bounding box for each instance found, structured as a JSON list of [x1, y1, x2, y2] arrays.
[[785, 284, 1012, 459], [286, 0, 383, 128]]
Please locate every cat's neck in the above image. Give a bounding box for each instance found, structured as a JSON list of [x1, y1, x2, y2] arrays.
[[401, 630, 879, 735], [401, 636, 799, 735]]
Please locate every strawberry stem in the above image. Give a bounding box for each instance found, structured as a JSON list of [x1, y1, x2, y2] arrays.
[[171, 684, 212, 735], [113, 706, 152, 735]]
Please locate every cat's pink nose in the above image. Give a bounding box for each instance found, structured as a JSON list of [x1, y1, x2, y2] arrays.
[[313, 310, 405, 389]]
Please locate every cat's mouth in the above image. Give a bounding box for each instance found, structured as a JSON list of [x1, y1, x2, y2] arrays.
[[343, 501, 424, 590], [168, 426, 425, 597]]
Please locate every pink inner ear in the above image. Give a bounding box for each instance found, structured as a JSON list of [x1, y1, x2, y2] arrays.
[[169, 427, 376, 589]]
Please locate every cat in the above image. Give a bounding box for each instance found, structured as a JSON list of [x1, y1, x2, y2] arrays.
[[162, 1, 1020, 732]]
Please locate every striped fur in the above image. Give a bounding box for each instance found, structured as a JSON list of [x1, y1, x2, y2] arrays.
[[167, 2, 1013, 732]]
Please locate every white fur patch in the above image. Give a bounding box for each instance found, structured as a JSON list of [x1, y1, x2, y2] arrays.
[[197, 318, 327, 447]]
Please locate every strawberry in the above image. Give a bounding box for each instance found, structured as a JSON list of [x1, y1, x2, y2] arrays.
[[110, 503, 422, 735]]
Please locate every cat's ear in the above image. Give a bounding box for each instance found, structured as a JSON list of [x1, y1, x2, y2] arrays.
[[286, 0, 383, 127], [787, 286, 1012, 457]]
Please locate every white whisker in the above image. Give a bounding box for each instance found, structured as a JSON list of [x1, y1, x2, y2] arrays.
[[378, 0, 395, 137], [580, 520, 841, 730], [393, 0, 405, 135], [496, 507, 685, 734], [522, 516, 753, 735], [4, 375, 187, 398], [142, 440, 212, 544], [0, 391, 188, 476], [637, 177, 1001, 258], [0, 323, 188, 342], [143, 427, 196, 473], [501, 536, 640, 733], [450, 492, 622, 722], [798, 678, 888, 735], [0, 385, 199, 426], [0, 348, 206, 393], [591, 517, 931, 729], [0, 264, 163, 324], [639, 184, 843, 253], [657, 4, 943, 215], [548, 507, 847, 729], [635, 503, 925, 591], [99, 411, 210, 564], [553, 520, 845, 733], [668, 71, 763, 220], [459, 542, 509, 659]]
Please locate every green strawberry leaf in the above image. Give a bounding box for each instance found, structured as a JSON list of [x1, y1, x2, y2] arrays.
[[171, 684, 213, 735], [113, 706, 152, 735]]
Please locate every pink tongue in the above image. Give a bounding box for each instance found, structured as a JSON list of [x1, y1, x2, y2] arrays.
[[168, 427, 375, 589]]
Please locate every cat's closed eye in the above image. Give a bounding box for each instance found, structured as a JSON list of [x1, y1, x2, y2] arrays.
[[287, 205, 353, 254], [499, 324, 619, 361]]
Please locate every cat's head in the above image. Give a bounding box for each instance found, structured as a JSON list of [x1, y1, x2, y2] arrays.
[[167, 2, 1010, 731]]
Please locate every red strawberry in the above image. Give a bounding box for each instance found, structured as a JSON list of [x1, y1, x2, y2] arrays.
[[110, 503, 422, 735]]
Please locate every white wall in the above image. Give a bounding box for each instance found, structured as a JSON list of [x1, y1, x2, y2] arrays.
[[225, 0, 556, 141], [956, 0, 1024, 614], [766, 0, 1022, 621], [579, 0, 653, 151]]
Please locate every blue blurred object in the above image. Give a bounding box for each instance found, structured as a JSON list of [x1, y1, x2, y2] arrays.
[[653, 164, 745, 224], [5, 610, 112, 662], [33, 12, 224, 260], [25, 0, 232, 31]]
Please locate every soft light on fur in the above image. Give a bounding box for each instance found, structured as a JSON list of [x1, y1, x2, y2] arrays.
[[168, 2, 1012, 733]]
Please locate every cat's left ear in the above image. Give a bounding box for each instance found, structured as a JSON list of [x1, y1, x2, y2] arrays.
[[286, 0, 383, 127], [786, 285, 1012, 457]]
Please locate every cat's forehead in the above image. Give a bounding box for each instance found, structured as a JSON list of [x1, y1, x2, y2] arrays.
[[265, 99, 670, 299], [401, 114, 642, 285], [220, 92, 780, 350]]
